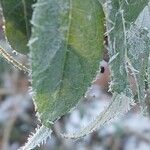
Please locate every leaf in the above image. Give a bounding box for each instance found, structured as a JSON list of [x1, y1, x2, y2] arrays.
[[29, 0, 105, 128], [20, 125, 52, 150], [61, 93, 134, 139], [126, 25, 150, 105], [133, 4, 150, 108], [102, 0, 149, 95], [145, 3, 150, 88], [0, 0, 35, 54], [148, 54, 150, 88]]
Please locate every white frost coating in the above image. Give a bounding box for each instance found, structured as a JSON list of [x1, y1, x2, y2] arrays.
[[127, 25, 148, 60], [0, 46, 30, 73], [30, 0, 71, 74], [119, 64, 124, 75], [87, 14, 92, 21], [135, 6, 150, 30], [19, 125, 52, 150], [109, 52, 119, 64], [30, 20, 45, 30], [32, 2, 52, 7], [12, 50, 18, 55], [27, 37, 38, 47], [61, 93, 135, 139], [57, 0, 69, 13]]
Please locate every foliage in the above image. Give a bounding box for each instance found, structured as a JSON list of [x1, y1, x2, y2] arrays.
[[0, 0, 150, 149]]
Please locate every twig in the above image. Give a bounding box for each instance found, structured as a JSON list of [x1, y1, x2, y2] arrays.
[[0, 46, 30, 74]]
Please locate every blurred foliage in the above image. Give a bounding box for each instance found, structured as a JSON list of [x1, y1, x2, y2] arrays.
[[0, 0, 35, 54]]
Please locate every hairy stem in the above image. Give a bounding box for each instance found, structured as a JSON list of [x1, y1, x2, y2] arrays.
[[0, 46, 30, 74]]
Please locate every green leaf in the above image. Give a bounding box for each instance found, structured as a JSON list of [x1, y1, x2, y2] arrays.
[[145, 3, 150, 89], [148, 54, 150, 88], [0, 0, 35, 54], [29, 0, 105, 127], [103, 0, 149, 94]]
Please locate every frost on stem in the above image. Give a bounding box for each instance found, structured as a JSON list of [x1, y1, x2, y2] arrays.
[[0, 46, 30, 74], [148, 54, 150, 88], [19, 125, 52, 150]]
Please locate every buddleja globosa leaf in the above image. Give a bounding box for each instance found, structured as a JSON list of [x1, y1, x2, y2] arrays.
[[22, 0, 105, 149], [0, 0, 35, 54], [127, 25, 150, 108], [29, 0, 104, 127], [148, 54, 150, 87], [102, 0, 149, 95]]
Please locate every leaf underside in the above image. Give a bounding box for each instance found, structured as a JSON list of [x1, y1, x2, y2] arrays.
[[148, 54, 150, 87], [103, 0, 149, 104], [29, 0, 105, 127], [147, 4, 150, 88], [0, 0, 35, 54]]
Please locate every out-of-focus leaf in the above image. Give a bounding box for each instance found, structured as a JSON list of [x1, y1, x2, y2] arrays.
[[148, 54, 150, 88], [0, 0, 35, 54], [135, 4, 150, 95], [103, 0, 149, 95], [29, 0, 105, 127], [127, 25, 150, 104]]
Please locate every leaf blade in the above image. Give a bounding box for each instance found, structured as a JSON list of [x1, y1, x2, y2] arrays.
[[103, 0, 149, 94], [30, 0, 105, 127]]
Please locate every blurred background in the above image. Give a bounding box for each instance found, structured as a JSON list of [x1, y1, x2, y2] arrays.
[[0, 5, 150, 150]]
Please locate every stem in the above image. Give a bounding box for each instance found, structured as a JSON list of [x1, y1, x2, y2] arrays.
[[0, 46, 30, 74]]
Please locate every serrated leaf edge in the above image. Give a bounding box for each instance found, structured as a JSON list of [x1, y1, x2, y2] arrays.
[[19, 125, 52, 150]]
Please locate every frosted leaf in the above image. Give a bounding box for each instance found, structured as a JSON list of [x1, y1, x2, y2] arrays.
[[104, 0, 149, 95], [126, 25, 150, 107], [30, 0, 105, 127], [127, 25, 149, 60], [148, 54, 150, 87], [136, 5, 150, 30]]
